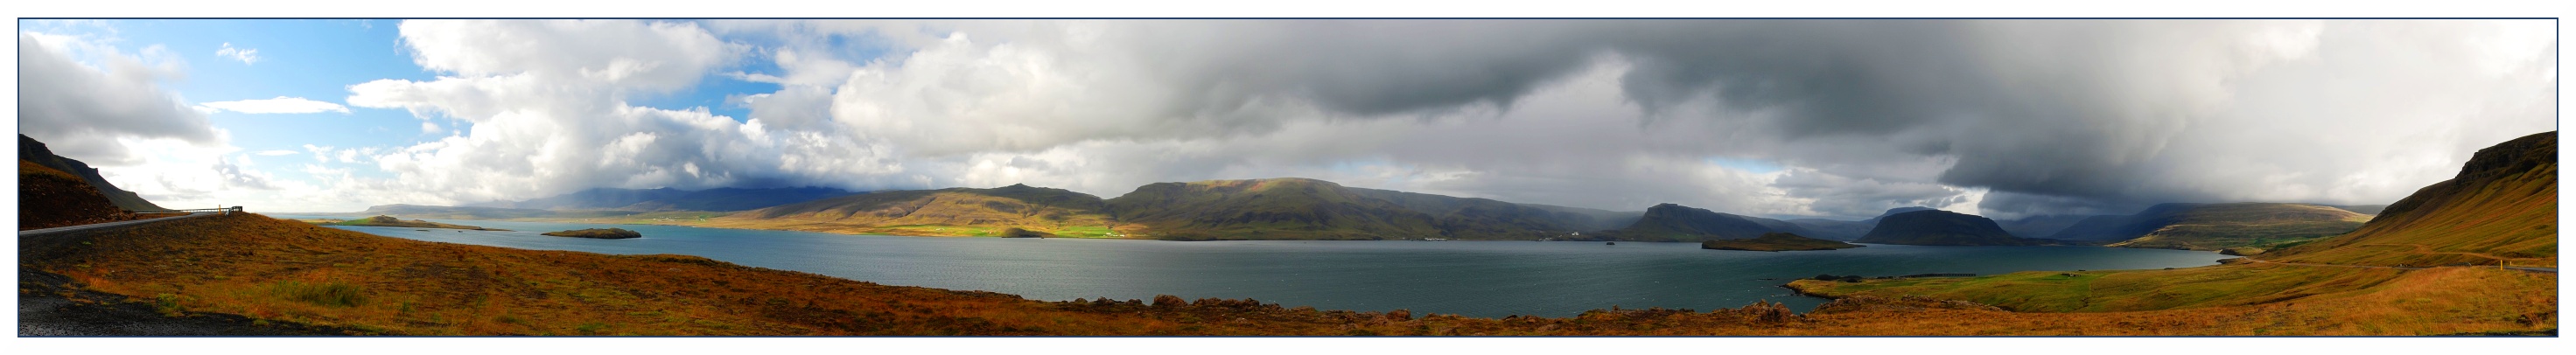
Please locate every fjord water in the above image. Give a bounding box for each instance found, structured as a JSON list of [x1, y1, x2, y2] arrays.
[[276, 215, 2223, 317]]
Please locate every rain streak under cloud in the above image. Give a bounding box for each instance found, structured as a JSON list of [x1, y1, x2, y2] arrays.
[[16, 19, 2558, 219]]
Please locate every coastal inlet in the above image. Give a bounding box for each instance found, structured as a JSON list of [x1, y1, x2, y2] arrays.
[[276, 214, 2227, 318]]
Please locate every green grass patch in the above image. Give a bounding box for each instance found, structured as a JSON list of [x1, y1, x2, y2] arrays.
[[1056, 226, 1117, 236]]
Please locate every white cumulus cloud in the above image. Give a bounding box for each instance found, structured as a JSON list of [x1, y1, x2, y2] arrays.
[[214, 42, 258, 65]]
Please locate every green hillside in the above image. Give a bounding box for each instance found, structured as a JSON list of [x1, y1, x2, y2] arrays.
[[2265, 131, 2558, 268], [1342, 187, 1631, 240], [2098, 203, 2370, 251], [708, 184, 1119, 238], [1104, 178, 1442, 240], [2046, 203, 2367, 251]]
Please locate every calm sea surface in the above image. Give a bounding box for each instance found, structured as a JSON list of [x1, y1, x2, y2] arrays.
[[272, 214, 2225, 317]]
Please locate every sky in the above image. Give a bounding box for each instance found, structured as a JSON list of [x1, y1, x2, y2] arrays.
[[13, 19, 2558, 219]]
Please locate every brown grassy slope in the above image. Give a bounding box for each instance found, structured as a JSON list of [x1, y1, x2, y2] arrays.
[[1787, 264, 2554, 335], [702, 184, 1116, 238], [1781, 266, 2552, 336], [31, 213, 1163, 335], [2266, 131, 2558, 268], [18, 160, 164, 230], [1787, 263, 2424, 312], [29, 212, 2553, 335]]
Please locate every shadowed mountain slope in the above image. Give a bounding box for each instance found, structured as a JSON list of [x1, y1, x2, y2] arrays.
[[1598, 203, 1817, 242], [20, 135, 166, 212], [1854, 210, 2047, 246], [1786, 206, 1936, 240]]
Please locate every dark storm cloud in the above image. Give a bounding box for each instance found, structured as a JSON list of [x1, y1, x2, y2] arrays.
[[317, 20, 2552, 217]]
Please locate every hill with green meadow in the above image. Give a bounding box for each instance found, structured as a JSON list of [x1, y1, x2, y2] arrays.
[[1342, 187, 1637, 240], [1102, 178, 1444, 240], [2264, 131, 2557, 268], [704, 184, 1120, 238], [2047, 203, 2369, 251]]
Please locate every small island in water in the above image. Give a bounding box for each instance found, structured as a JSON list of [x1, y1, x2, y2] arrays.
[[1700, 233, 1864, 252], [317, 215, 510, 231], [542, 227, 643, 239]]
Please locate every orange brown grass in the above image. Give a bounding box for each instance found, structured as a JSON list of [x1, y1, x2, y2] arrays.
[[25, 213, 2554, 336]]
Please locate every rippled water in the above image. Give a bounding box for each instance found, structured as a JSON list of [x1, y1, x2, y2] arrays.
[[274, 214, 2226, 317]]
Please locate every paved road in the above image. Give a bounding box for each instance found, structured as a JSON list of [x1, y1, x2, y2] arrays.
[[18, 211, 215, 237]]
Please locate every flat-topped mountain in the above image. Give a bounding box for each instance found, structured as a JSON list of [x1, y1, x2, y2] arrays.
[[1786, 206, 1935, 240], [2265, 131, 2558, 267], [1995, 214, 2091, 240], [1854, 210, 2046, 246], [1597, 203, 1816, 242]]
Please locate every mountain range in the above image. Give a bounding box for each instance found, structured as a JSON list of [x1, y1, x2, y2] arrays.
[[333, 176, 2407, 247], [293, 156, 2462, 247]]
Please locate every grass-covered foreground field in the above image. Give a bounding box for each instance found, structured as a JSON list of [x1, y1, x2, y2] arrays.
[[22, 212, 2555, 336]]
